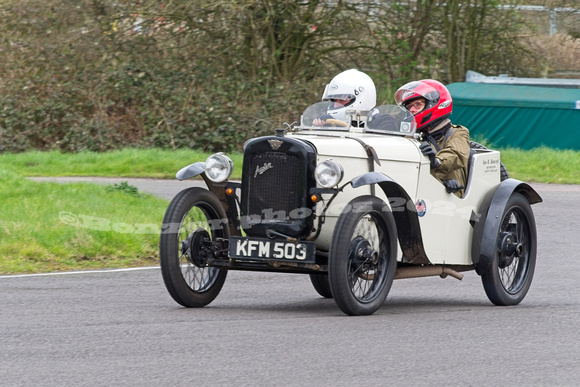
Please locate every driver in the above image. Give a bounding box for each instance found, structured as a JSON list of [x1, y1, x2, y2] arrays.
[[395, 79, 470, 197], [313, 69, 377, 127]]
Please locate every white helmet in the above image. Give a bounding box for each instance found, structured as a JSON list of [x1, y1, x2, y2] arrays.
[[321, 69, 377, 122]]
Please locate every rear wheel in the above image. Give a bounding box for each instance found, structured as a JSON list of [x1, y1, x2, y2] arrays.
[[328, 196, 397, 316], [481, 193, 537, 305], [159, 187, 228, 307]]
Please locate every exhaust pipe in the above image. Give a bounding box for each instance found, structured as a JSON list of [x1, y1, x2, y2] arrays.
[[394, 265, 465, 281]]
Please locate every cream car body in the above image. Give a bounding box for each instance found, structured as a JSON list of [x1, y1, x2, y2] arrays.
[[160, 102, 542, 316]]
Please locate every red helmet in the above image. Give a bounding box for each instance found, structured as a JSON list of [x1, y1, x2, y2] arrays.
[[394, 79, 452, 131]]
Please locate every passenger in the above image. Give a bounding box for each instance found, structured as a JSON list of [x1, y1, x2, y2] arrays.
[[395, 79, 470, 197], [313, 69, 396, 131]]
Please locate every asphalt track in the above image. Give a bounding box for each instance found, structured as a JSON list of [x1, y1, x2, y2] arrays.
[[2, 178, 578, 386]]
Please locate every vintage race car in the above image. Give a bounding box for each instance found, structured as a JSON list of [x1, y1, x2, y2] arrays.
[[159, 102, 542, 316]]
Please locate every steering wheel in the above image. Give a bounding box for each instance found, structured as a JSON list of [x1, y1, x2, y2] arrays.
[[324, 118, 349, 128]]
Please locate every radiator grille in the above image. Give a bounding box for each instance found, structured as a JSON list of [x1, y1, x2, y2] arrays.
[[245, 152, 302, 219]]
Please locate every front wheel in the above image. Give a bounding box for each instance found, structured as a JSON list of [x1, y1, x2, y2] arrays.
[[159, 187, 228, 307], [309, 273, 333, 298], [481, 193, 537, 306], [328, 196, 398, 316]]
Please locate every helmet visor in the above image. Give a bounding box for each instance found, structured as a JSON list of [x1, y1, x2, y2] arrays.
[[322, 84, 355, 104], [394, 81, 439, 107], [394, 81, 421, 106]]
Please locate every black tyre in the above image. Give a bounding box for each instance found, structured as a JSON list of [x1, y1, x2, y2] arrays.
[[470, 141, 510, 181], [160, 187, 228, 307], [309, 273, 333, 298], [481, 193, 537, 306], [328, 196, 397, 316]]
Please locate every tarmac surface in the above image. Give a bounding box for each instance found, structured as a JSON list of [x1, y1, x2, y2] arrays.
[[29, 176, 205, 200], [6, 177, 577, 386]]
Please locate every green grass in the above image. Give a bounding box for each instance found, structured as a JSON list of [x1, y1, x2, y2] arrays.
[[0, 170, 168, 274], [0, 148, 244, 179], [500, 147, 580, 184], [0, 146, 578, 274]]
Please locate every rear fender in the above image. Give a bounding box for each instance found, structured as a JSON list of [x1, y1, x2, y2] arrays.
[[472, 178, 542, 274], [351, 171, 430, 264]]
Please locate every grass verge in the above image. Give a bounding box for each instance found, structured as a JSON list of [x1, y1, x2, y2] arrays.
[[0, 170, 168, 274], [499, 147, 580, 184], [0, 148, 244, 179]]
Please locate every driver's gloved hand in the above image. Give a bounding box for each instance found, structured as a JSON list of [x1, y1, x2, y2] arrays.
[[443, 179, 464, 193], [313, 114, 334, 127], [419, 141, 440, 169]]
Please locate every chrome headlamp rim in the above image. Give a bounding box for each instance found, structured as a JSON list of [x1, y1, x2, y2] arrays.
[[204, 152, 234, 183], [315, 159, 344, 188]]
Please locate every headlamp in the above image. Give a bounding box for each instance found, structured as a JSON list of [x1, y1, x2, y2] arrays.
[[204, 153, 233, 183], [315, 159, 344, 188]]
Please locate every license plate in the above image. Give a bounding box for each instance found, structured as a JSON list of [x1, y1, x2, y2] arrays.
[[229, 236, 315, 263]]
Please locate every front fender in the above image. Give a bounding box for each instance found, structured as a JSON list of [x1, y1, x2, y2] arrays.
[[472, 178, 542, 274], [176, 162, 205, 181], [175, 161, 241, 236], [352, 171, 430, 265]]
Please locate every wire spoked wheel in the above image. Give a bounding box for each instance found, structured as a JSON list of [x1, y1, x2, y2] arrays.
[[481, 193, 537, 306], [328, 196, 397, 316], [160, 187, 228, 307]]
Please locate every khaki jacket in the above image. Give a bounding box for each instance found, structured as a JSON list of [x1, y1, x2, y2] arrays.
[[429, 124, 470, 197]]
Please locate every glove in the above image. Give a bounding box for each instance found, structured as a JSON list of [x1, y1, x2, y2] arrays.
[[419, 141, 440, 169], [313, 114, 334, 127], [443, 179, 464, 193]]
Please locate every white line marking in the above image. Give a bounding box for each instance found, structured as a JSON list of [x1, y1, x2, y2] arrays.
[[0, 266, 160, 279]]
